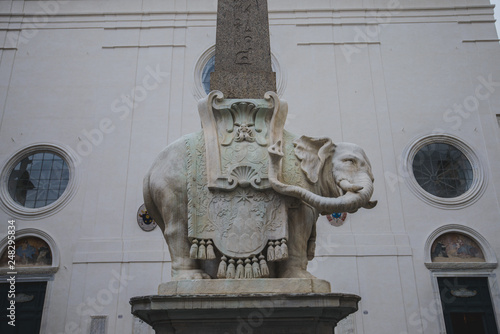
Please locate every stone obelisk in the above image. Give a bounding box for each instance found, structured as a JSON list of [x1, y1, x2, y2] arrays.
[[210, 0, 276, 98]]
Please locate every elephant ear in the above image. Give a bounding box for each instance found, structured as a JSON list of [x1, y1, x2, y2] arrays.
[[293, 136, 336, 183]]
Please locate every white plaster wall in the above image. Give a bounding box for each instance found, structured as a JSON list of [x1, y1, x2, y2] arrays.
[[0, 0, 499, 333]]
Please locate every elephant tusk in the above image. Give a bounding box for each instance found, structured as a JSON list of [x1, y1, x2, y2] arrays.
[[363, 200, 378, 209], [338, 179, 364, 193]]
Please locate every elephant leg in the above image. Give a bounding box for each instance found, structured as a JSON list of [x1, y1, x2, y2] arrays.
[[277, 205, 317, 279], [147, 136, 211, 281], [159, 190, 211, 280]]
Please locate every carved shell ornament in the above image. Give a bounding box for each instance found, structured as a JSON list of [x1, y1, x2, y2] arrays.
[[228, 165, 261, 188]]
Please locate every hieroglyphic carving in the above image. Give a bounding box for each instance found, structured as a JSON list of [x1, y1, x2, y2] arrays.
[[232, 0, 258, 65], [211, 0, 276, 98]]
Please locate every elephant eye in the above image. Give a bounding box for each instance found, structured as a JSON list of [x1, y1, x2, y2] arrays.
[[342, 158, 355, 164]]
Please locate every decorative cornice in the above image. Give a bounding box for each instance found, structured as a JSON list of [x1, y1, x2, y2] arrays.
[[425, 262, 497, 271]]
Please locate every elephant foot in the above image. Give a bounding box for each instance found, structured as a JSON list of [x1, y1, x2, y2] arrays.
[[279, 268, 317, 279], [172, 269, 211, 280]]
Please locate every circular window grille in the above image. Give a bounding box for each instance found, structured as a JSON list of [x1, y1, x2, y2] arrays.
[[0, 143, 79, 219], [403, 135, 487, 209], [8, 151, 70, 208], [412, 143, 474, 198]]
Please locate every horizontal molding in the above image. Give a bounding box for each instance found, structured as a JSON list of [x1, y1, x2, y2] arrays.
[[425, 262, 498, 271], [315, 246, 412, 257], [0, 47, 17, 50], [0, 267, 58, 276], [103, 25, 187, 30], [102, 44, 185, 49], [73, 251, 171, 264], [0, 5, 494, 17], [458, 20, 496, 24], [0, 5, 493, 24], [462, 39, 500, 43], [298, 42, 380, 46], [296, 23, 379, 27]]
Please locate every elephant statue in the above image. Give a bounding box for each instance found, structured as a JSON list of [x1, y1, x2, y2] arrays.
[[143, 128, 377, 280]]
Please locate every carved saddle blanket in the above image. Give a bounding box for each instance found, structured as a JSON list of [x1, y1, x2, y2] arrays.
[[185, 130, 289, 260], [185, 94, 307, 279]]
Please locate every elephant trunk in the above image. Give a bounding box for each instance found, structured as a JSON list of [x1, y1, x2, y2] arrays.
[[268, 142, 376, 214]]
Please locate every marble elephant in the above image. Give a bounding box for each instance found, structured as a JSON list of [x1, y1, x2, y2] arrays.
[[143, 132, 377, 280]]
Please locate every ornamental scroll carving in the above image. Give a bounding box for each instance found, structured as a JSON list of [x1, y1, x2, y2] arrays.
[[199, 91, 286, 191]]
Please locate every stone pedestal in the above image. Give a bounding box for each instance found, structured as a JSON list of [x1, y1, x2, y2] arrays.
[[130, 279, 360, 334]]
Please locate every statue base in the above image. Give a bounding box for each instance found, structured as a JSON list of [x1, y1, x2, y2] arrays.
[[130, 279, 360, 334], [158, 278, 331, 295]]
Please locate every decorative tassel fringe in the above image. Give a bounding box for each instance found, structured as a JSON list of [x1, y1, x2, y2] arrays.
[[235, 259, 244, 279], [217, 254, 272, 279], [259, 254, 270, 278], [226, 259, 236, 279], [281, 239, 288, 260], [252, 256, 261, 278], [217, 256, 227, 279], [267, 241, 275, 261], [206, 240, 216, 260], [189, 239, 199, 259], [274, 240, 283, 260], [244, 259, 253, 279], [198, 240, 207, 260]]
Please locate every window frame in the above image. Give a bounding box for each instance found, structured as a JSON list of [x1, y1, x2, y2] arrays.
[[0, 143, 79, 219], [403, 134, 487, 209]]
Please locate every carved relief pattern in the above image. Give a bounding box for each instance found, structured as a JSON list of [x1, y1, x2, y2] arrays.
[[282, 130, 307, 188], [208, 188, 287, 258], [186, 132, 211, 237], [186, 131, 288, 259], [213, 101, 273, 190], [233, 0, 257, 65]]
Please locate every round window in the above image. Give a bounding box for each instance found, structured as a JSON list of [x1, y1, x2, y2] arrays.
[[201, 55, 215, 95], [7, 151, 70, 208], [403, 134, 487, 209], [412, 143, 474, 198], [0, 143, 79, 219]]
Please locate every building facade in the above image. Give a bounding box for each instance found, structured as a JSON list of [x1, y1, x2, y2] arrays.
[[0, 0, 499, 333]]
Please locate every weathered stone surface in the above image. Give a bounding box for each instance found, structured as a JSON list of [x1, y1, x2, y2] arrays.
[[144, 94, 377, 280], [210, 0, 276, 98], [131, 293, 361, 334], [158, 278, 331, 295], [142, 0, 377, 282]]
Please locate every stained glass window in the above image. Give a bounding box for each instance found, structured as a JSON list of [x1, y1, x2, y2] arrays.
[[7, 151, 70, 208], [412, 143, 473, 198]]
